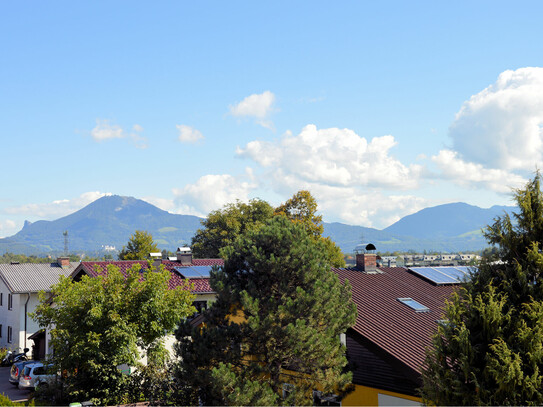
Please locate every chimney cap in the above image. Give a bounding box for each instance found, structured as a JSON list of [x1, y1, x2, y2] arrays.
[[177, 247, 191, 253], [149, 252, 162, 258]]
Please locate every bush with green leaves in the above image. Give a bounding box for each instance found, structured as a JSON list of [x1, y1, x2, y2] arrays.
[[32, 263, 195, 405]]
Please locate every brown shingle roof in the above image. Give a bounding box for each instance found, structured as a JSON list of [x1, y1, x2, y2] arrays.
[[334, 266, 457, 373], [73, 258, 224, 294]]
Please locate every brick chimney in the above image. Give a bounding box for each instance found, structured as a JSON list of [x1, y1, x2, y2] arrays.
[[176, 247, 192, 265], [57, 257, 70, 269], [355, 243, 378, 273], [149, 252, 162, 268]]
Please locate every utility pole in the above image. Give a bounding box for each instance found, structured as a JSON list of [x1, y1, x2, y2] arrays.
[[63, 231, 69, 255]]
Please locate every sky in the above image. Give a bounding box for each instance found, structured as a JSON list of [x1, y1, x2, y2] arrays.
[[2, 1, 543, 238]]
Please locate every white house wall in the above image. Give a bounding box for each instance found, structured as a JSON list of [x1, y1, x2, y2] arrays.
[[18, 292, 43, 352], [0, 279, 21, 351]]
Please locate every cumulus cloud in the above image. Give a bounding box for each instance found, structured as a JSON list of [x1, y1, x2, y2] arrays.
[[172, 170, 257, 217], [5, 191, 113, 219], [229, 91, 276, 129], [91, 119, 124, 141], [0, 220, 17, 238], [237, 124, 422, 189], [431, 150, 527, 193], [90, 119, 147, 148], [450, 67, 543, 170], [141, 196, 176, 213], [176, 125, 204, 144], [269, 175, 427, 228]]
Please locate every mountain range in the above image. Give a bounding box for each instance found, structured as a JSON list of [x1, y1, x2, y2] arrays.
[[0, 195, 515, 255]]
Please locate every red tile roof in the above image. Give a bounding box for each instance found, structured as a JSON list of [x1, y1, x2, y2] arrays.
[[73, 258, 224, 294], [333, 266, 457, 374]]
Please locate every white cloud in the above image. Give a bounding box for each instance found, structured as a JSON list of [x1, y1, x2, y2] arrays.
[[90, 119, 124, 141], [90, 119, 147, 148], [431, 150, 527, 193], [450, 67, 543, 171], [229, 91, 276, 129], [4, 191, 113, 219], [0, 220, 17, 238], [172, 170, 257, 217], [269, 176, 427, 229], [141, 196, 176, 213], [176, 125, 204, 144], [129, 124, 147, 149], [237, 124, 422, 189]]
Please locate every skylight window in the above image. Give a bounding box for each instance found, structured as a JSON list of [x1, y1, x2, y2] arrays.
[[397, 297, 430, 313]]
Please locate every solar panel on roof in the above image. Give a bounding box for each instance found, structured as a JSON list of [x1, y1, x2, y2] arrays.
[[409, 266, 478, 285], [409, 267, 459, 284], [438, 267, 467, 281], [174, 265, 214, 279], [190, 266, 213, 277]]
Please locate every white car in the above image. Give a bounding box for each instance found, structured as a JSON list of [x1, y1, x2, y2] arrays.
[[18, 362, 55, 390]]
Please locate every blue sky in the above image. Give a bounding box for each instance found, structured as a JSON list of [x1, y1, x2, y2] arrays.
[[1, 1, 543, 238]]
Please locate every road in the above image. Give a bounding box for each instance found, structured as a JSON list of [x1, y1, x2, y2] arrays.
[[0, 366, 32, 402]]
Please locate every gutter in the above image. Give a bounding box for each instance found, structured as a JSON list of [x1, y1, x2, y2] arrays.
[[24, 293, 30, 349]]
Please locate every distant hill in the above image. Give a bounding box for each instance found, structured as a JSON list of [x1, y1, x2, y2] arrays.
[[383, 202, 514, 239], [0, 196, 517, 255], [0, 196, 202, 254], [323, 202, 515, 253]]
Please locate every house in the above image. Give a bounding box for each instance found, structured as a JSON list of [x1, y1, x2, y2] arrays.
[[0, 257, 77, 359], [34, 249, 224, 362], [70, 251, 222, 310], [185, 245, 461, 406], [332, 251, 460, 406]]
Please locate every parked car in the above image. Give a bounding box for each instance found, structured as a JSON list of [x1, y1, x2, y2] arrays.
[[9, 359, 36, 386], [18, 362, 55, 390]]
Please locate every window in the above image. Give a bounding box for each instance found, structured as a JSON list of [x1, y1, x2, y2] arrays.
[[33, 366, 45, 375], [8, 294, 12, 310], [7, 326, 12, 343], [313, 391, 341, 406], [282, 383, 294, 400], [0, 324, 2, 338], [397, 297, 430, 313], [193, 300, 207, 315], [0, 292, 3, 306]]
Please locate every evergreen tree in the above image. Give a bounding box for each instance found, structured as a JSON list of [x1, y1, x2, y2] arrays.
[[175, 216, 357, 406], [421, 173, 543, 405]]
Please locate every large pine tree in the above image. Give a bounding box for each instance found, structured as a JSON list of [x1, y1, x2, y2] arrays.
[[175, 216, 357, 406], [421, 174, 543, 405]]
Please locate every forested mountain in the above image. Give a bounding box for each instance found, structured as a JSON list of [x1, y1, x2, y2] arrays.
[[0, 196, 515, 255], [0, 196, 201, 254]]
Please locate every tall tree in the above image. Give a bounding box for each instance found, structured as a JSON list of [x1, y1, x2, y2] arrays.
[[175, 216, 357, 406], [119, 230, 159, 260], [192, 191, 345, 266], [274, 190, 323, 237], [33, 264, 195, 405], [191, 199, 274, 259], [275, 190, 344, 267], [421, 173, 543, 405]]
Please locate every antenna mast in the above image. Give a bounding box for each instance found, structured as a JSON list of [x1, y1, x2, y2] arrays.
[[63, 230, 69, 255]]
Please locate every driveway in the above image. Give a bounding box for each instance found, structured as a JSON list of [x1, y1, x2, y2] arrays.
[[0, 367, 32, 402]]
